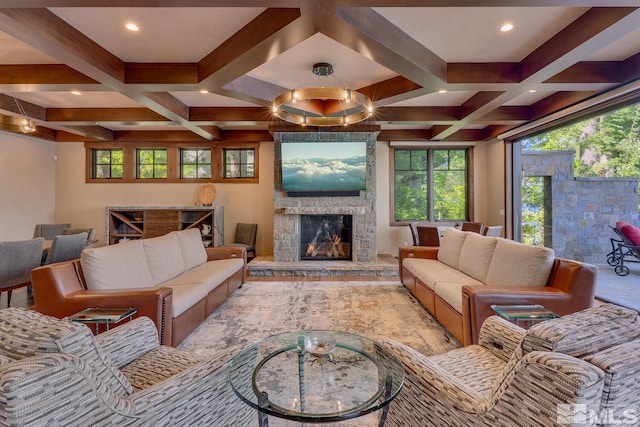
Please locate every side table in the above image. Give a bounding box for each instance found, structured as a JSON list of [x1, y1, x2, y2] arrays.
[[67, 307, 137, 334], [491, 304, 559, 328]]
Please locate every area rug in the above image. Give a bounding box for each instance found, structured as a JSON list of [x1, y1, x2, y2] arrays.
[[178, 280, 459, 357]]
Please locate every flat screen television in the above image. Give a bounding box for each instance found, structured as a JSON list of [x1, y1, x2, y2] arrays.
[[281, 141, 367, 195]]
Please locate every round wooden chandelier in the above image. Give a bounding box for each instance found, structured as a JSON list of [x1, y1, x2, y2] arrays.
[[272, 63, 373, 127]]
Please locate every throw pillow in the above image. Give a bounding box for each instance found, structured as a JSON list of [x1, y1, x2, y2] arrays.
[[82, 240, 154, 290], [616, 221, 640, 246], [458, 233, 498, 283], [437, 228, 468, 270], [175, 228, 207, 271], [142, 232, 185, 285], [485, 238, 554, 287]]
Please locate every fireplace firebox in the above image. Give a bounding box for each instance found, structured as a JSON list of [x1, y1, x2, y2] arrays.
[[300, 215, 352, 261]]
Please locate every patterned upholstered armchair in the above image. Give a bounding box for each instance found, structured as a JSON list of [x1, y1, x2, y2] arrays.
[[383, 303, 640, 427], [0, 308, 252, 426]]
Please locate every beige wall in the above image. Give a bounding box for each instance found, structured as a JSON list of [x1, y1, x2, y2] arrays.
[[54, 142, 275, 255], [0, 133, 56, 241], [1, 133, 505, 256]]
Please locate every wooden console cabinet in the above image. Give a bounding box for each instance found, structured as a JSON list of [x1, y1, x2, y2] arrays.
[[106, 206, 224, 246]]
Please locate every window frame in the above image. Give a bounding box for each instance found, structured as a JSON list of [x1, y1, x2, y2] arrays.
[[92, 148, 124, 179], [180, 147, 212, 179], [85, 141, 259, 184], [390, 145, 474, 225]]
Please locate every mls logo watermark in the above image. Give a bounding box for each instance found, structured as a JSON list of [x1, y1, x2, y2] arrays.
[[557, 404, 639, 425]]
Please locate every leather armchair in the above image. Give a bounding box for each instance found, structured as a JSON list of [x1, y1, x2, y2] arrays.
[[0, 307, 253, 426]]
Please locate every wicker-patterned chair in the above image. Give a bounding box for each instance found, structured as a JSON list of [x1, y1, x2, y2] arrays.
[[0, 308, 252, 426], [383, 303, 640, 427]]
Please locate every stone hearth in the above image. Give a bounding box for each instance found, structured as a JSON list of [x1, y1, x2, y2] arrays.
[[272, 132, 377, 264]]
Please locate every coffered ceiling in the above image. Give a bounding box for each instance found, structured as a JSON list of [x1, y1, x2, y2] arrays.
[[0, 1, 639, 143]]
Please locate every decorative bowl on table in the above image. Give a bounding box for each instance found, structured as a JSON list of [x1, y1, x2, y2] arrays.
[[202, 240, 212, 247], [304, 334, 336, 357]]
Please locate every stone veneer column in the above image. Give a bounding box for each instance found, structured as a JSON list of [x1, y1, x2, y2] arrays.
[[273, 132, 377, 263]]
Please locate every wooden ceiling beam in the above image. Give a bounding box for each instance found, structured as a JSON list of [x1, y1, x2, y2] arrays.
[[189, 107, 273, 122], [358, 76, 423, 103], [0, 64, 97, 85], [374, 106, 460, 122], [447, 63, 520, 84], [55, 124, 114, 141], [4, 1, 640, 6], [0, 93, 46, 120], [544, 61, 624, 83], [125, 63, 199, 85], [46, 107, 168, 122], [377, 129, 432, 141], [530, 91, 596, 119], [476, 106, 531, 123], [521, 7, 639, 82], [198, 8, 306, 87], [459, 92, 505, 119], [331, 7, 445, 89]]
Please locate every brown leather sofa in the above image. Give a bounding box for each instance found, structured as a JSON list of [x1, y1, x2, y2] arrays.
[[31, 230, 246, 346], [399, 229, 597, 346]]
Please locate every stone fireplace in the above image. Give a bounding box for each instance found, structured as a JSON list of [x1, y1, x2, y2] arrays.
[[300, 214, 352, 261], [273, 132, 377, 263]]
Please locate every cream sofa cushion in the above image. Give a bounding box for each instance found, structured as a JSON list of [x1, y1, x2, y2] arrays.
[[174, 228, 207, 271], [163, 283, 209, 318], [437, 228, 468, 270], [163, 258, 244, 294], [458, 233, 498, 283], [403, 258, 483, 291], [434, 281, 485, 314], [485, 239, 554, 287], [143, 232, 185, 285], [82, 240, 154, 290]]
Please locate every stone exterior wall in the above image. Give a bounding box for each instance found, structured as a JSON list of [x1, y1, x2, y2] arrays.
[[273, 132, 377, 263], [523, 150, 639, 264]]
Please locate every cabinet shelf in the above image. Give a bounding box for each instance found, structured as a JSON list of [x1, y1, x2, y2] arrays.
[[106, 207, 224, 246]]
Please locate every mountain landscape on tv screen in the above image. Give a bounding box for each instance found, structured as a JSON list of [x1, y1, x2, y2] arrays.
[[281, 142, 366, 192]]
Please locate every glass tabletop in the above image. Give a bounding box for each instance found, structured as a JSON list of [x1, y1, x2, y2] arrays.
[[491, 304, 559, 321], [229, 330, 404, 424]]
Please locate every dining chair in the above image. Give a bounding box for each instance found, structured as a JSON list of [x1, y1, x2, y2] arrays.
[[221, 223, 257, 259], [44, 232, 88, 265], [0, 237, 45, 306], [483, 225, 503, 237], [33, 223, 72, 240], [460, 222, 484, 234], [408, 223, 420, 246], [62, 227, 97, 247], [415, 225, 440, 246]]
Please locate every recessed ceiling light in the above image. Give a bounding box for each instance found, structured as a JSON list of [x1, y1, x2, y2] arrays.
[[71, 90, 81, 95], [125, 22, 139, 32], [529, 89, 537, 93], [199, 89, 209, 94], [438, 89, 448, 94], [500, 23, 514, 32]]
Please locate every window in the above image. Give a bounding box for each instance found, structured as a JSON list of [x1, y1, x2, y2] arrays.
[[137, 149, 167, 179], [181, 148, 211, 179], [393, 148, 468, 222], [93, 149, 123, 179], [224, 148, 255, 179], [85, 141, 259, 183]]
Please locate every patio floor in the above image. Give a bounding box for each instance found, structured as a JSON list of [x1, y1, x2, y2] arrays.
[[594, 263, 640, 312]]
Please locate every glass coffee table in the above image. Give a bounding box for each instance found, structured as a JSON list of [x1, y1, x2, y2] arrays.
[[491, 304, 559, 327], [229, 330, 404, 426]]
